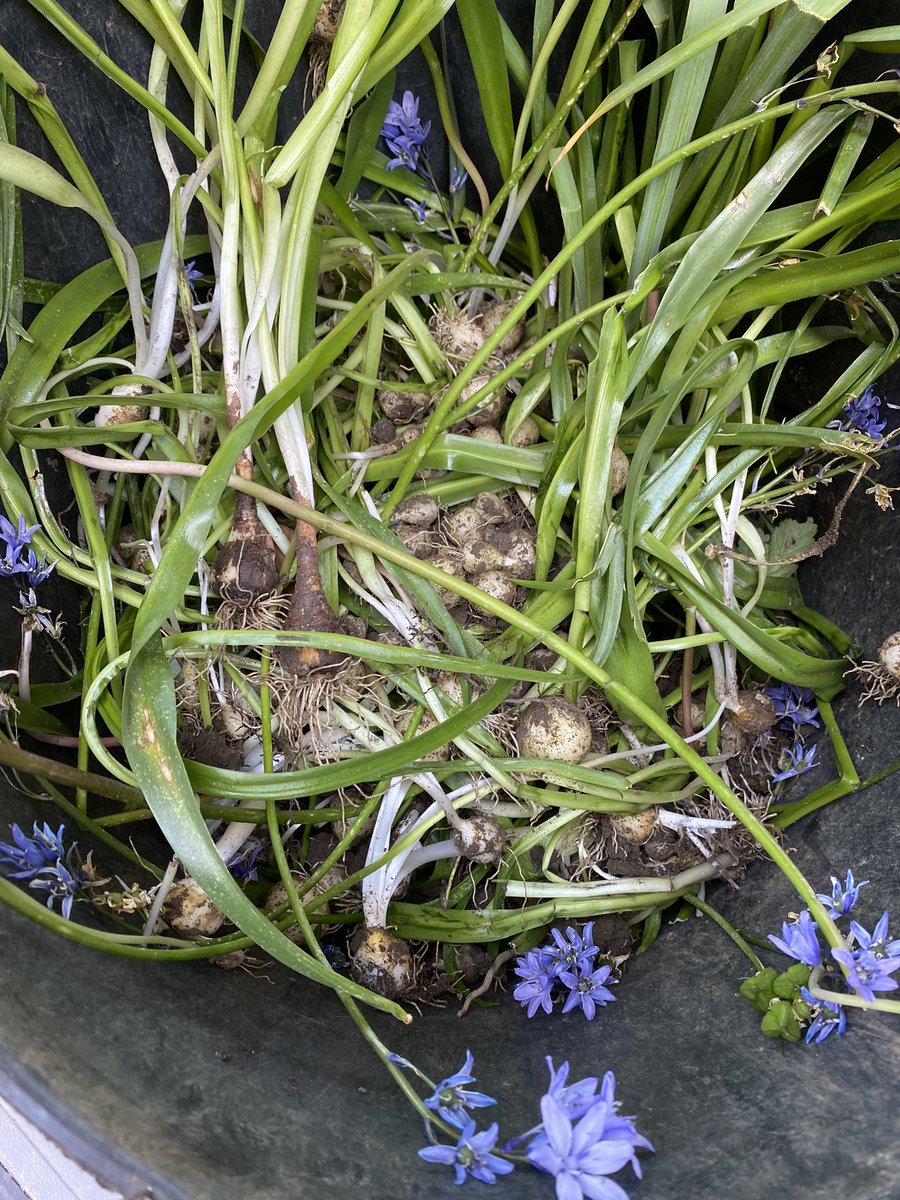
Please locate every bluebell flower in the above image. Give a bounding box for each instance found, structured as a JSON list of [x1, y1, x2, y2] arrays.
[[815, 870, 868, 919], [13, 588, 63, 638], [513, 947, 557, 1018], [404, 197, 430, 224], [227, 837, 263, 882], [848, 911, 900, 959], [418, 1117, 514, 1186], [381, 90, 431, 173], [841, 385, 886, 439], [1, 822, 83, 920], [0, 514, 41, 578], [768, 910, 822, 966], [505, 1059, 604, 1153], [799, 987, 847, 1044], [28, 858, 83, 920], [832, 945, 900, 1004], [544, 1058, 602, 1122], [771, 741, 819, 783], [185, 260, 203, 296], [22, 549, 54, 586], [559, 963, 618, 1020], [0, 822, 67, 879], [544, 923, 600, 977], [764, 683, 820, 730], [527, 1088, 653, 1200], [449, 169, 468, 195], [423, 1050, 498, 1129]]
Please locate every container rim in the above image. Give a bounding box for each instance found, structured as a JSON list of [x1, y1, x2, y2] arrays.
[[0, 1044, 189, 1200]]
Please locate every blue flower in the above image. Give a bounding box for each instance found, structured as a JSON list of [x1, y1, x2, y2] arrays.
[[800, 987, 847, 1044], [559, 963, 618, 1021], [841, 385, 886, 439], [771, 741, 819, 783], [227, 837, 263, 882], [505, 1059, 604, 1153], [185, 260, 203, 296], [511, 1060, 619, 1152], [768, 910, 822, 966], [513, 948, 556, 1018], [0, 822, 67, 879], [1, 822, 83, 920], [0, 514, 41, 578], [764, 683, 820, 730], [815, 870, 868, 919], [423, 1051, 498, 1129], [404, 197, 430, 224], [418, 1118, 514, 1186], [544, 1058, 603, 1122], [449, 169, 468, 195], [527, 1088, 653, 1200], [28, 858, 83, 920], [832, 945, 900, 1004], [848, 911, 900, 960], [381, 90, 431, 173], [22, 549, 54, 586], [545, 923, 600, 977]]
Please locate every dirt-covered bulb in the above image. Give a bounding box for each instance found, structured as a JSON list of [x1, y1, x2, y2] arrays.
[[517, 698, 592, 763], [453, 816, 508, 864], [350, 926, 414, 999], [879, 632, 900, 678]]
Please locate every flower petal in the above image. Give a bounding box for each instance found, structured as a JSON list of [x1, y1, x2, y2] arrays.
[[541, 1094, 575, 1158]]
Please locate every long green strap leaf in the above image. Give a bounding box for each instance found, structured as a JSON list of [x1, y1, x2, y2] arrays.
[[629, 106, 848, 384], [644, 534, 846, 694], [556, 0, 790, 160], [630, 0, 728, 278], [455, 0, 516, 176]]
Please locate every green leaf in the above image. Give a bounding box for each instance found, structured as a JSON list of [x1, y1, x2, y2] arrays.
[[631, 0, 728, 278], [561, 0, 790, 150], [184, 677, 513, 802], [715, 239, 900, 322], [357, 0, 458, 93], [643, 533, 846, 694], [0, 235, 208, 438], [843, 25, 900, 53], [765, 517, 818, 578], [455, 0, 516, 176], [630, 106, 849, 385], [571, 311, 628, 652], [334, 71, 395, 200], [266, 0, 403, 188]]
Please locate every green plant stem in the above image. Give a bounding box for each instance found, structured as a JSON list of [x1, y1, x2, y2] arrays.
[[774, 760, 900, 829], [0, 739, 143, 807]]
